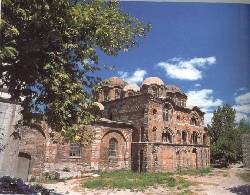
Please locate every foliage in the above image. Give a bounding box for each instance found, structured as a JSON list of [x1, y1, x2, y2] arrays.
[[177, 168, 211, 176], [82, 170, 193, 191], [0, 176, 52, 194], [207, 104, 250, 163], [1, 0, 150, 144]]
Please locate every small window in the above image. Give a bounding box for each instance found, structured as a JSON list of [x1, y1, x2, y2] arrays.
[[163, 104, 172, 122], [152, 86, 158, 96], [190, 118, 197, 126], [70, 142, 81, 157], [128, 91, 134, 97], [203, 134, 207, 145], [192, 131, 198, 144], [162, 129, 172, 143], [141, 127, 145, 142], [177, 115, 181, 121], [104, 89, 109, 101], [182, 131, 187, 144], [115, 89, 121, 99], [153, 109, 157, 114], [109, 138, 118, 157]]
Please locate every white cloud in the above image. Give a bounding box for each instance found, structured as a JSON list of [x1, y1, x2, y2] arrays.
[[186, 89, 223, 125], [233, 91, 250, 122], [233, 104, 250, 113], [118, 69, 147, 84], [157, 56, 216, 80], [204, 113, 213, 125], [186, 89, 223, 113], [235, 92, 250, 105], [194, 83, 201, 87]]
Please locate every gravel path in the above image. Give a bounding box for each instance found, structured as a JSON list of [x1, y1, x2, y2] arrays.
[[40, 165, 250, 195]]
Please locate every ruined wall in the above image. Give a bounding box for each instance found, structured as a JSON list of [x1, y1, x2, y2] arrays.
[[18, 127, 46, 178], [242, 133, 250, 169], [0, 101, 22, 177]]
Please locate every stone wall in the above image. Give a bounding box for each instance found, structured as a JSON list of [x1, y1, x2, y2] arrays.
[[0, 101, 22, 177], [242, 133, 250, 169]]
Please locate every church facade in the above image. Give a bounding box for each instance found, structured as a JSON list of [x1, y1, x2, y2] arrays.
[[15, 76, 210, 180], [94, 77, 210, 172]]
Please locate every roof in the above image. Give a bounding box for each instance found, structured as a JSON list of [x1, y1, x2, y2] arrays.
[[166, 85, 185, 95], [123, 83, 140, 92], [142, 77, 164, 86], [104, 77, 127, 88]]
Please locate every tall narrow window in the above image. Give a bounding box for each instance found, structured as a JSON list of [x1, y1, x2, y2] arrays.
[[163, 104, 172, 122], [140, 127, 145, 142], [190, 117, 196, 126], [203, 134, 207, 145], [70, 142, 81, 157], [192, 131, 198, 144], [104, 89, 109, 101], [115, 89, 121, 99], [152, 86, 158, 96], [182, 131, 187, 144], [162, 130, 172, 143], [109, 138, 118, 157]]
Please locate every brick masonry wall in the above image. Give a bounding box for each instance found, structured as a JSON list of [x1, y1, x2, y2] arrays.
[[18, 122, 133, 179], [242, 133, 250, 169], [102, 94, 210, 172]]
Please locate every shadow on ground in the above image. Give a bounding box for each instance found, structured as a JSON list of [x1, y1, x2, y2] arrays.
[[228, 185, 250, 195]]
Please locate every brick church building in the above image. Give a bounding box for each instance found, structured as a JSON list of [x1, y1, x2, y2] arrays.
[[14, 76, 210, 180]]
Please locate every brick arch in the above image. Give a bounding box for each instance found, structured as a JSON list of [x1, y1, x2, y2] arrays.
[[99, 130, 128, 170], [101, 129, 127, 142]]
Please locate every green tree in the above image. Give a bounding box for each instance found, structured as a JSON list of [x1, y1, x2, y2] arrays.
[[207, 104, 237, 163], [0, 0, 151, 144], [207, 104, 250, 164], [235, 119, 250, 160]]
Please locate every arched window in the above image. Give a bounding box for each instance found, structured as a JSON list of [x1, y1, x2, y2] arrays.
[[115, 88, 121, 99], [104, 89, 109, 101], [140, 127, 145, 142], [163, 104, 172, 122], [182, 131, 187, 144], [109, 138, 118, 157], [152, 86, 158, 96], [162, 129, 172, 143], [190, 117, 197, 126], [70, 142, 81, 157], [192, 131, 198, 144], [128, 91, 134, 97], [203, 134, 207, 145]]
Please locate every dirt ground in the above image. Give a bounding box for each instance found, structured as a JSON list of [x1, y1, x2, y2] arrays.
[[40, 165, 250, 195]]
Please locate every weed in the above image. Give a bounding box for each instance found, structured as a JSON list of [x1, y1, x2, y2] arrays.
[[177, 168, 211, 176]]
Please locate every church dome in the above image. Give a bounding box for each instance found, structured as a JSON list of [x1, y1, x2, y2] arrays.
[[93, 102, 104, 111], [166, 85, 185, 95], [123, 83, 140, 92], [142, 77, 164, 86], [105, 77, 127, 88]]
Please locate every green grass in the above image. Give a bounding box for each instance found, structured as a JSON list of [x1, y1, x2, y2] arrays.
[[31, 178, 66, 184], [82, 170, 192, 191], [236, 171, 250, 183], [177, 168, 211, 176]]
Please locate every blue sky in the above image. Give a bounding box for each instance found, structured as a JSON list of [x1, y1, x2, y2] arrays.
[[96, 2, 250, 124]]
